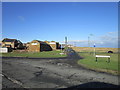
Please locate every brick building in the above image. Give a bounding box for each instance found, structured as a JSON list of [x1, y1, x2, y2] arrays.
[[1, 38, 24, 49], [28, 40, 52, 52], [44, 41, 60, 50]]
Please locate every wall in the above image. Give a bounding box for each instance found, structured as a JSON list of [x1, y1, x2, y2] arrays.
[[28, 41, 40, 52], [2, 42, 14, 48]]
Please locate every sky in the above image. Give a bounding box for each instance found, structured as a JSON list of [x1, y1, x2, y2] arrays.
[[2, 2, 118, 48]]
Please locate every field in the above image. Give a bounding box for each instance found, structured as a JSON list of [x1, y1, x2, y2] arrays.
[[71, 47, 118, 53], [72, 47, 119, 75], [2, 50, 66, 58]]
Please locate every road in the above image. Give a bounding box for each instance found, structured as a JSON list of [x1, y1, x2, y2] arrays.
[[1, 49, 119, 89]]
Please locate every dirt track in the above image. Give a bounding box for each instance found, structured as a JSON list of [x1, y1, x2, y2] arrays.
[[1, 49, 119, 89]]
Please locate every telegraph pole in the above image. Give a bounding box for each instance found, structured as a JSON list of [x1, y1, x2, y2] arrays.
[[93, 43, 96, 56]]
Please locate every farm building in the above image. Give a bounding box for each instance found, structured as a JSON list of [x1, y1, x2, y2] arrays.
[[44, 41, 60, 50], [28, 40, 52, 52], [1, 38, 24, 49]]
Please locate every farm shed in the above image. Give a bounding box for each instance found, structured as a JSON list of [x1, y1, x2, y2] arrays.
[[28, 40, 52, 52]]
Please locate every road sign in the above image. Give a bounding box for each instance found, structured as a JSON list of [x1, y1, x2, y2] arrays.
[[93, 43, 96, 47], [93, 43, 96, 56]]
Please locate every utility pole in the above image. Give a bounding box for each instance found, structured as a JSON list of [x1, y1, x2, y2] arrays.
[[93, 43, 96, 56], [88, 34, 93, 48]]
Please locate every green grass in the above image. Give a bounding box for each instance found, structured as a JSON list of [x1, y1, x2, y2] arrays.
[[78, 52, 119, 75], [2, 50, 66, 58]]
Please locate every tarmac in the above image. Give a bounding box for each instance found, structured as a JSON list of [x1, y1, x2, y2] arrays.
[[1, 49, 119, 89]]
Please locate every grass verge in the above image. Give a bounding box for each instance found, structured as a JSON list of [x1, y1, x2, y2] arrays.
[[77, 52, 118, 75], [2, 50, 66, 58]]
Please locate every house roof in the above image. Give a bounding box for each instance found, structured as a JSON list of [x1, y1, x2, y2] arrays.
[[31, 40, 48, 44], [2, 38, 17, 42]]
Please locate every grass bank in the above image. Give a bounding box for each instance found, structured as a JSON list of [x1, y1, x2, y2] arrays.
[[2, 50, 66, 58], [72, 47, 119, 75], [77, 52, 118, 75]]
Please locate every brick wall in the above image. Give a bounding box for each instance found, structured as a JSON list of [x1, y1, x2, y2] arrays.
[[28, 41, 40, 52]]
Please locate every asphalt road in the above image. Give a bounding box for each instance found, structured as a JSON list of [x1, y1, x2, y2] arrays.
[[1, 49, 119, 89]]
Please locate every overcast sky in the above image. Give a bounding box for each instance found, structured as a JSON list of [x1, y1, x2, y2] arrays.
[[2, 2, 118, 48]]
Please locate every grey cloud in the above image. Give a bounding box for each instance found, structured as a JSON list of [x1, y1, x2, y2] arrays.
[[60, 32, 118, 48]]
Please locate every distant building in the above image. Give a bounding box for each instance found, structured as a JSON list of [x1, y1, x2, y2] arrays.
[[28, 40, 52, 52], [1, 38, 24, 49], [24, 42, 30, 50], [58, 44, 65, 49], [68, 44, 74, 47]]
